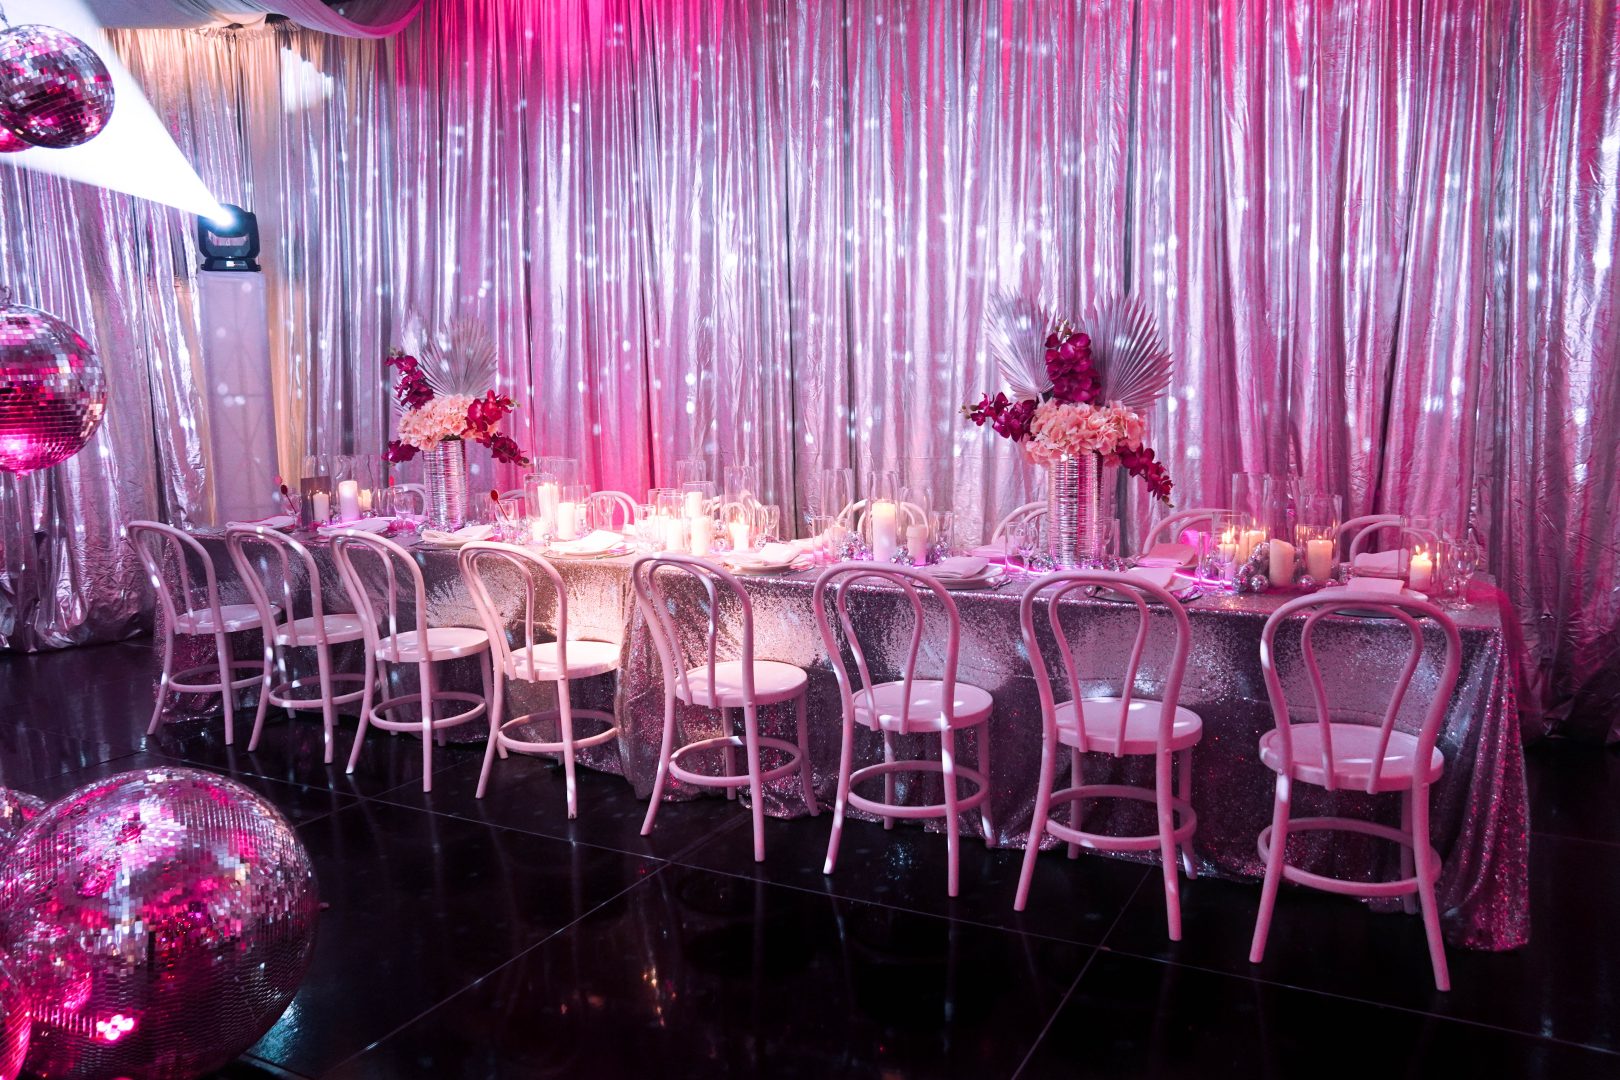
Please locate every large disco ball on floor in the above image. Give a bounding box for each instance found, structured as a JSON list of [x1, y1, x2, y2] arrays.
[[0, 290, 106, 475], [0, 767, 319, 1079], [0, 22, 115, 149]]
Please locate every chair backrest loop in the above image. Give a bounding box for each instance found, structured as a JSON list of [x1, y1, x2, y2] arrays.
[[127, 521, 225, 635], [328, 530, 431, 662], [630, 554, 755, 705], [459, 541, 572, 680]]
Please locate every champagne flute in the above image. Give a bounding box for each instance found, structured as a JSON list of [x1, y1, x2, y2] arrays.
[[1450, 537, 1481, 610]]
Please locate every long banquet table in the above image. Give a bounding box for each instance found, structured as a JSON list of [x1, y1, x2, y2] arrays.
[[188, 531, 1528, 951]]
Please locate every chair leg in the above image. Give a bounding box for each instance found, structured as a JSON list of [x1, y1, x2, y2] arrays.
[[823, 716, 856, 875], [315, 645, 338, 765], [640, 695, 678, 837], [977, 724, 995, 845], [1014, 735, 1058, 912], [277, 647, 295, 720], [723, 710, 739, 801], [558, 678, 579, 819], [347, 656, 378, 775], [1249, 776, 1292, 964], [1399, 789, 1419, 915], [148, 629, 175, 736], [742, 704, 767, 862], [1156, 750, 1183, 941], [1177, 749, 1198, 879], [941, 728, 962, 898], [1412, 785, 1450, 991], [1067, 746, 1083, 859], [419, 660, 436, 794], [476, 660, 503, 800], [249, 641, 276, 752], [794, 691, 819, 816], [215, 630, 236, 745], [881, 730, 898, 830]]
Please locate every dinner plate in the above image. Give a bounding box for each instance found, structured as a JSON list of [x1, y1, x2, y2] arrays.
[[1330, 587, 1429, 618], [933, 566, 1007, 591]]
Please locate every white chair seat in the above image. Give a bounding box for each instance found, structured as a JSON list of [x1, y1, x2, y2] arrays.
[[1259, 722, 1444, 793], [1055, 697, 1202, 755], [275, 613, 368, 646], [510, 639, 622, 681], [174, 603, 270, 635], [681, 660, 806, 708], [853, 680, 993, 732], [376, 626, 490, 663]]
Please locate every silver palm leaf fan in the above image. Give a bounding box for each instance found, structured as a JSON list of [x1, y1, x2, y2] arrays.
[[1080, 294, 1172, 412], [402, 315, 499, 398], [983, 290, 1062, 401]]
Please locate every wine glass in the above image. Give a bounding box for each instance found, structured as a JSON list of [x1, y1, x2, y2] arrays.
[[1449, 537, 1481, 610], [1011, 518, 1041, 572]]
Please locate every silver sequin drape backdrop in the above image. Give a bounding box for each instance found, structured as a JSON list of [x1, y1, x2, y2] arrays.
[[0, 1, 1616, 739]]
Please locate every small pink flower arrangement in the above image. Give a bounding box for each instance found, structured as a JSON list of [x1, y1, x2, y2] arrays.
[[965, 311, 1174, 503]]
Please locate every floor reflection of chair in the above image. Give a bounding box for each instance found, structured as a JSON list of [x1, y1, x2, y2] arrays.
[[460, 542, 622, 815]]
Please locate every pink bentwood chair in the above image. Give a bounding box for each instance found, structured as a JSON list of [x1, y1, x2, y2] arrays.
[[989, 501, 1046, 546], [1016, 571, 1202, 938], [226, 525, 374, 762], [1140, 506, 1228, 552], [1249, 592, 1463, 991], [633, 553, 819, 861], [1337, 513, 1403, 563], [329, 530, 492, 792], [459, 542, 622, 813], [814, 563, 995, 898], [585, 490, 640, 531], [129, 521, 274, 745]]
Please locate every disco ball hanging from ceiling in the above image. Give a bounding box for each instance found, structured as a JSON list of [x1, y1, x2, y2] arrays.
[[0, 20, 115, 150], [0, 767, 319, 1080], [0, 123, 25, 153], [0, 288, 106, 475]]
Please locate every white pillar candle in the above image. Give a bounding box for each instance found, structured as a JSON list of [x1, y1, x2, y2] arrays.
[[1408, 549, 1433, 592], [728, 519, 750, 553], [1306, 538, 1334, 580], [906, 523, 930, 565], [537, 482, 559, 528], [337, 480, 361, 522], [530, 519, 547, 545], [1217, 528, 1239, 565], [312, 491, 330, 523], [870, 501, 899, 562], [1268, 539, 1295, 586], [691, 516, 714, 556], [556, 501, 579, 541], [664, 515, 687, 553], [1241, 529, 1266, 558], [358, 488, 373, 513], [684, 490, 703, 518]]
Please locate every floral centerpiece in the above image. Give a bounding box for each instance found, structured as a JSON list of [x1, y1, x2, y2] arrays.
[[383, 319, 528, 528], [964, 293, 1174, 566]]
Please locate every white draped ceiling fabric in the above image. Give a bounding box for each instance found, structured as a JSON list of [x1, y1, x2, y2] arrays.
[[0, 1, 1616, 742], [85, 0, 421, 37]]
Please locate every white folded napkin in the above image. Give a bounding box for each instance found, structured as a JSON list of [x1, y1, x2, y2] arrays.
[[969, 543, 1015, 562], [927, 556, 991, 581], [1340, 576, 1405, 596], [1351, 549, 1407, 576], [730, 541, 804, 568], [319, 517, 392, 535], [227, 514, 296, 530], [1137, 542, 1195, 568], [1124, 566, 1177, 589], [550, 529, 624, 556], [419, 524, 495, 545]]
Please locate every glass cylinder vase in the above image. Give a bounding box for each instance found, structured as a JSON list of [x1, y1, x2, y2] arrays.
[[423, 439, 470, 530], [1047, 452, 1104, 569]]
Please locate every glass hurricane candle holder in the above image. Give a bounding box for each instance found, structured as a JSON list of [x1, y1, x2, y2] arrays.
[[1205, 510, 1246, 589]]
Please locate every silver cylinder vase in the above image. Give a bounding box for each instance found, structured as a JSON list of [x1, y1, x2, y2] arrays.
[[1047, 452, 1105, 569], [423, 439, 470, 529]]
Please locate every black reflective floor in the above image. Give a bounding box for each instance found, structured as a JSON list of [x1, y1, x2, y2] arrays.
[[3, 639, 1618, 1078]]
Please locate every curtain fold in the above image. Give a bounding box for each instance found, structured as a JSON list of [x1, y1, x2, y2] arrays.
[[1, 0, 1616, 739]]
